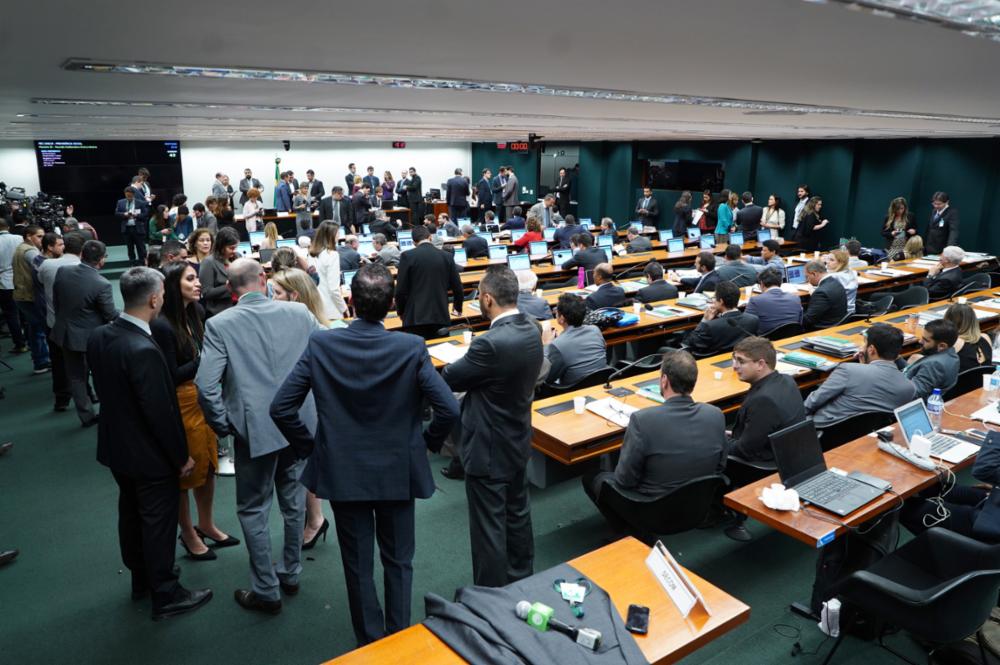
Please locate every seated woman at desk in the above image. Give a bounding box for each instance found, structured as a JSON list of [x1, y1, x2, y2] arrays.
[[904, 235, 924, 260], [259, 222, 279, 250], [511, 217, 543, 253], [823, 249, 858, 315], [945, 303, 993, 372]]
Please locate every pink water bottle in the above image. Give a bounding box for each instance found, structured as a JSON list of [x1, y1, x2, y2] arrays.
[[577, 266, 586, 289]]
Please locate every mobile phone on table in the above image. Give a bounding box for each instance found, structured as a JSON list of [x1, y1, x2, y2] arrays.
[[625, 604, 649, 635]]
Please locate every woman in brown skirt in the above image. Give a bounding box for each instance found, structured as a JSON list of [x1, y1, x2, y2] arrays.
[[151, 260, 239, 560]]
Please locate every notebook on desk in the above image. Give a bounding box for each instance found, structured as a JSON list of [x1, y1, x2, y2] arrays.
[[586, 398, 639, 428]]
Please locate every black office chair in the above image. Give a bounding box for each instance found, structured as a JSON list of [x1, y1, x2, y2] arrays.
[[988, 272, 1000, 288], [892, 285, 929, 311], [943, 365, 995, 401], [821, 529, 1000, 665], [536, 366, 614, 399], [831, 312, 854, 327], [815, 411, 894, 452], [951, 273, 991, 298], [853, 293, 894, 320], [594, 474, 729, 545], [761, 322, 804, 341], [611, 353, 663, 379]]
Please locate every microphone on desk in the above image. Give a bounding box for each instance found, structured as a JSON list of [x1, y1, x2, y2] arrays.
[[612, 263, 643, 282], [603, 353, 664, 389], [515, 600, 602, 651]]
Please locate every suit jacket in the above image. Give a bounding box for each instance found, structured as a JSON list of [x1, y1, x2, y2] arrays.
[[735, 204, 763, 235], [239, 177, 263, 205], [745, 287, 803, 333], [803, 276, 847, 329], [924, 266, 963, 300], [517, 293, 553, 321], [490, 176, 505, 206], [970, 433, 1000, 541], [345, 172, 357, 194], [362, 174, 379, 192], [211, 180, 227, 199], [684, 310, 759, 355], [405, 174, 423, 205], [270, 320, 459, 501], [716, 260, 758, 287], [626, 235, 653, 253], [395, 242, 464, 327], [680, 269, 720, 294], [502, 174, 519, 206], [553, 223, 585, 250], [728, 372, 805, 462], [585, 283, 627, 310], [881, 212, 918, 250], [307, 179, 325, 199], [338, 246, 362, 271], [805, 360, 916, 427], [52, 263, 118, 352], [442, 313, 544, 480], [636, 279, 678, 304], [318, 195, 354, 227], [561, 246, 606, 274], [614, 395, 727, 495], [672, 205, 693, 237], [276, 182, 293, 211], [351, 191, 373, 225], [926, 206, 959, 255], [476, 178, 492, 208], [90, 318, 188, 479], [555, 176, 571, 211], [446, 176, 470, 208], [544, 324, 606, 385], [194, 292, 321, 458], [462, 234, 489, 259], [903, 348, 960, 400], [635, 196, 659, 224], [115, 197, 149, 233]]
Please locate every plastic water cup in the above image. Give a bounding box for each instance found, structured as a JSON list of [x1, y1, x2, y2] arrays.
[[536, 289, 544, 298], [984, 374, 993, 392], [462, 330, 473, 345], [713, 371, 723, 381], [813, 251, 820, 259], [633, 302, 642, 315], [880, 262, 888, 270], [958, 296, 967, 304], [573, 396, 587, 415]]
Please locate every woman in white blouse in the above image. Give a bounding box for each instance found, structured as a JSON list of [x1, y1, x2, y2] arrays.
[[242, 187, 264, 233], [824, 249, 858, 315], [310, 220, 348, 320], [761, 194, 786, 237]]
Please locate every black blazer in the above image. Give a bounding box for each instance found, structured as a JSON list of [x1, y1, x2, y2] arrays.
[[89, 318, 188, 479], [736, 204, 763, 235], [318, 196, 354, 227], [475, 178, 492, 208], [635, 195, 659, 224], [803, 276, 848, 329], [727, 372, 806, 462], [149, 305, 205, 386], [395, 242, 464, 327], [926, 207, 960, 255], [345, 172, 356, 194], [441, 313, 544, 480], [462, 234, 489, 259], [585, 283, 627, 310], [307, 179, 325, 199], [369, 218, 397, 241], [555, 176, 571, 213], [636, 279, 678, 304], [924, 267, 963, 300], [405, 174, 423, 205], [561, 247, 606, 274], [672, 205, 693, 237], [795, 212, 823, 251], [881, 212, 918, 250], [446, 176, 470, 208], [351, 191, 373, 225], [680, 269, 720, 294], [683, 310, 759, 356]]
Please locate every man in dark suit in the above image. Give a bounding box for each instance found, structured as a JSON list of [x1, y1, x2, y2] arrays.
[[275, 172, 293, 212], [625, 227, 653, 253], [345, 163, 358, 195], [514, 270, 552, 321], [362, 166, 379, 192], [115, 187, 148, 266], [553, 214, 585, 250], [636, 262, 678, 303], [491, 167, 507, 224], [802, 260, 847, 329], [270, 263, 460, 645], [352, 184, 374, 232], [585, 264, 627, 310], [52, 240, 118, 426], [405, 166, 424, 223], [676, 251, 720, 294], [446, 168, 470, 223], [923, 245, 965, 300], [925, 191, 959, 255], [239, 168, 263, 206], [89, 267, 212, 620], [442, 266, 544, 587], [555, 167, 572, 217], [461, 224, 489, 259], [475, 168, 493, 221], [745, 267, 803, 333], [735, 192, 763, 238], [318, 187, 354, 231], [583, 350, 726, 529], [635, 186, 659, 227], [561, 232, 606, 276], [305, 169, 325, 201], [683, 281, 758, 355], [395, 225, 463, 339]]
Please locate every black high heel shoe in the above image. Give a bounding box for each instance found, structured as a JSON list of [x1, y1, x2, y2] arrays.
[[302, 518, 329, 551], [194, 526, 241, 549], [178, 534, 217, 561]]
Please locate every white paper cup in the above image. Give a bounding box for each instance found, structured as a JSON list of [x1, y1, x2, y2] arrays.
[[573, 396, 587, 415], [536, 289, 544, 298], [958, 296, 967, 304], [633, 302, 642, 314], [462, 330, 473, 345], [880, 262, 888, 270], [813, 251, 820, 259], [799, 252, 806, 259], [677, 291, 686, 299], [713, 371, 723, 381], [984, 374, 993, 391]]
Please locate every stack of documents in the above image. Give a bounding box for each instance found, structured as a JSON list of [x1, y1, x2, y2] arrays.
[[778, 351, 838, 371], [428, 343, 469, 364], [585, 397, 639, 427], [802, 336, 859, 358]]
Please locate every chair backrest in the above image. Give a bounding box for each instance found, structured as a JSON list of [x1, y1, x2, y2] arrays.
[[761, 322, 804, 341], [988, 272, 1000, 288], [952, 272, 991, 298], [893, 285, 929, 310], [943, 365, 994, 401], [816, 411, 895, 451], [597, 474, 728, 544], [867, 293, 894, 315], [537, 366, 614, 398]]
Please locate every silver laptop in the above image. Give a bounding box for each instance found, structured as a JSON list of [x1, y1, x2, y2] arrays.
[[894, 399, 980, 463]]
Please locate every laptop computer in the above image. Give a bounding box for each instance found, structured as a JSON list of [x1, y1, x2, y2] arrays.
[[248, 231, 265, 247], [658, 229, 674, 243], [488, 244, 508, 261], [259, 248, 275, 263], [543, 227, 556, 241], [553, 249, 574, 267], [579, 218, 593, 229], [452, 248, 467, 264], [362, 223, 371, 235], [529, 241, 548, 258], [699, 235, 716, 249], [729, 232, 744, 246], [342, 270, 358, 288], [686, 227, 701, 240], [511, 229, 527, 242], [276, 238, 297, 248], [597, 235, 614, 249], [507, 254, 531, 271], [397, 230, 413, 243], [629, 221, 643, 232], [400, 238, 415, 252], [894, 398, 980, 463], [603, 247, 614, 263], [758, 229, 772, 242], [485, 223, 500, 234], [770, 420, 885, 516], [236, 242, 253, 257], [476, 231, 492, 242], [786, 265, 806, 285], [667, 238, 684, 253], [358, 240, 374, 256]]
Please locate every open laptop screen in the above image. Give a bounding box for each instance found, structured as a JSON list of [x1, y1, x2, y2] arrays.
[[507, 254, 531, 271], [529, 241, 548, 257], [276, 238, 297, 248], [488, 244, 508, 260], [452, 248, 467, 264], [553, 249, 573, 267], [699, 235, 716, 249], [668, 238, 684, 253], [786, 265, 806, 284], [769, 420, 827, 488], [895, 399, 934, 443], [758, 229, 772, 242], [597, 235, 613, 248], [658, 229, 674, 243], [729, 232, 744, 246], [510, 229, 527, 242], [249, 231, 265, 247], [543, 228, 556, 241]]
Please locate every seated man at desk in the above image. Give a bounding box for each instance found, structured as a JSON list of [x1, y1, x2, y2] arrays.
[[844, 239, 869, 270], [500, 206, 525, 231], [682, 281, 759, 356], [554, 215, 586, 250], [624, 227, 652, 253], [673, 251, 719, 294], [802, 260, 847, 329], [582, 350, 727, 527], [542, 293, 607, 386], [804, 323, 915, 426], [923, 245, 965, 300], [744, 238, 786, 275], [903, 318, 960, 399], [727, 336, 806, 464], [585, 264, 627, 310], [561, 232, 606, 275], [461, 224, 488, 259], [371, 233, 400, 267], [715, 244, 758, 287], [515, 270, 552, 321], [635, 261, 678, 304], [338, 235, 363, 271], [744, 267, 802, 334]]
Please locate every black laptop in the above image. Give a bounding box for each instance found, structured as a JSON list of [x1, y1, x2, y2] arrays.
[[769, 420, 885, 517]]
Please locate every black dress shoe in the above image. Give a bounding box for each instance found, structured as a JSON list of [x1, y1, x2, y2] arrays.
[[53, 402, 69, 412], [234, 589, 281, 614], [279, 580, 299, 596], [194, 526, 240, 549], [0, 549, 19, 567], [440, 460, 465, 480], [81, 415, 100, 428], [152, 588, 213, 621]]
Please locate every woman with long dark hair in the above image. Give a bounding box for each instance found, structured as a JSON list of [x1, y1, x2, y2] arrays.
[[148, 204, 175, 245], [794, 196, 830, 251], [152, 261, 238, 560], [697, 190, 715, 232], [311, 220, 348, 320], [672, 191, 693, 237], [881, 196, 918, 260], [187, 228, 214, 268], [199, 226, 240, 317], [761, 194, 785, 237]]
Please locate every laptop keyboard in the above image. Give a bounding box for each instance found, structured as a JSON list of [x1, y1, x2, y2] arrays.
[[928, 432, 961, 455], [795, 473, 858, 505]]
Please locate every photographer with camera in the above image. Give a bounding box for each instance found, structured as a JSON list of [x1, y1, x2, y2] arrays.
[[115, 187, 148, 266], [0, 216, 28, 354]]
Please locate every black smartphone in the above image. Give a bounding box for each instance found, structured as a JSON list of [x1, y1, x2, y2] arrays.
[[625, 604, 649, 635], [606, 387, 634, 397]]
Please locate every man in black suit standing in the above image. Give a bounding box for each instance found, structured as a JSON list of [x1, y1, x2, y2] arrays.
[[446, 168, 470, 224], [89, 267, 212, 620], [635, 262, 678, 303], [442, 266, 544, 587], [114, 187, 149, 266], [345, 163, 358, 195], [405, 166, 424, 225], [926, 191, 959, 255], [555, 167, 572, 217], [395, 225, 463, 339], [491, 167, 507, 224], [682, 281, 759, 355], [803, 260, 848, 329], [352, 183, 374, 233], [584, 264, 627, 310], [735, 192, 763, 239], [475, 168, 493, 222], [318, 186, 354, 231], [270, 264, 460, 645], [305, 169, 325, 202], [635, 186, 659, 227]]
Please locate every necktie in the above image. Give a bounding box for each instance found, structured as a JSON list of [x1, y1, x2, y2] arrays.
[[544, 207, 551, 227], [333, 201, 341, 224]]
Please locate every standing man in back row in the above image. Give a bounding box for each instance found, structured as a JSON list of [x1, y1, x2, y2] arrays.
[[394, 225, 463, 339], [475, 168, 493, 223], [239, 169, 263, 206], [405, 167, 423, 224], [502, 166, 519, 225], [442, 266, 544, 587], [446, 168, 470, 224], [925, 191, 959, 255], [491, 167, 507, 224]]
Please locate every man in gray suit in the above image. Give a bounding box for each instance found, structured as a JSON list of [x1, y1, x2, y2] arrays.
[[625, 228, 653, 253], [514, 270, 552, 321], [543, 293, 607, 385], [716, 244, 759, 287], [502, 166, 519, 224], [744, 267, 803, 334], [805, 323, 916, 426], [52, 240, 118, 426], [211, 173, 228, 199], [903, 319, 960, 400], [239, 168, 264, 206], [441, 266, 544, 587], [195, 259, 322, 614], [527, 195, 560, 229]]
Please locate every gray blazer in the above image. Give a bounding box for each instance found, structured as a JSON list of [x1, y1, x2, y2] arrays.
[[51, 262, 118, 352], [502, 174, 519, 206], [716, 260, 759, 287], [804, 360, 916, 427], [195, 291, 322, 458], [211, 180, 228, 199], [626, 235, 653, 253], [516, 292, 553, 321], [903, 348, 960, 400], [545, 324, 607, 385]]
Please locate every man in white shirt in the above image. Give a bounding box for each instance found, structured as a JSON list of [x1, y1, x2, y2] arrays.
[[793, 184, 810, 231]]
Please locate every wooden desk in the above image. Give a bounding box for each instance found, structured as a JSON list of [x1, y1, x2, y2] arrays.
[[324, 537, 750, 665], [723, 389, 993, 548]]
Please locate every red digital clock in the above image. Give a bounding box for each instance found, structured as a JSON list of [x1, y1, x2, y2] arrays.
[[509, 141, 530, 152]]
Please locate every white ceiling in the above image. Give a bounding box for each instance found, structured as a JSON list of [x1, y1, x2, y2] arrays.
[[1, 0, 999, 141]]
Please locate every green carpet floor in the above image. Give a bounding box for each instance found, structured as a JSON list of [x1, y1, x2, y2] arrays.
[[0, 260, 917, 663]]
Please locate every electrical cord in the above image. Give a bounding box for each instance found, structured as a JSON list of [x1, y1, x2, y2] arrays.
[[773, 622, 831, 657]]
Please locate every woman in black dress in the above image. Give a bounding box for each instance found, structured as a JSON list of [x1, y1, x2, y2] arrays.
[[672, 191, 693, 238], [794, 196, 830, 252]]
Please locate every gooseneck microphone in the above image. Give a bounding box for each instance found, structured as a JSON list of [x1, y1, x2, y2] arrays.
[[515, 600, 602, 650]]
